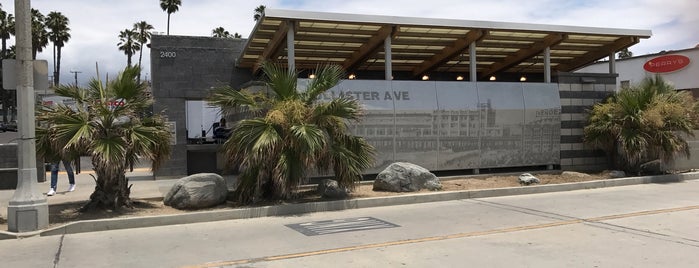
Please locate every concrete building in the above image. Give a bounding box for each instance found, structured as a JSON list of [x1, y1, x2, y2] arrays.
[[149, 9, 652, 177]]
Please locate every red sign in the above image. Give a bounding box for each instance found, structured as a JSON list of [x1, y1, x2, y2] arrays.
[[643, 54, 690, 73]]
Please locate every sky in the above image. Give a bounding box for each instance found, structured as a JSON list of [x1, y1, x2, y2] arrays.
[[1, 0, 697, 86]]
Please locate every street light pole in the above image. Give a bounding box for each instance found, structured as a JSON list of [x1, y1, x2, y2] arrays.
[[7, 0, 49, 232], [70, 70, 81, 86]]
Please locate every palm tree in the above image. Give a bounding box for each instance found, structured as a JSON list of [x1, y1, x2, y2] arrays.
[[233, 32, 242, 38], [584, 76, 699, 173], [159, 0, 181, 35], [208, 63, 376, 204], [0, 4, 15, 123], [0, 4, 15, 59], [36, 66, 172, 210], [117, 29, 140, 67], [618, 48, 633, 59], [133, 21, 154, 82], [253, 5, 265, 21], [46, 11, 71, 86], [30, 9, 49, 59], [212, 26, 230, 38]]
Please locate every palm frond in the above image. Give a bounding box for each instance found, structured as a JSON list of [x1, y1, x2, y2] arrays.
[[262, 62, 298, 100], [302, 64, 344, 104]]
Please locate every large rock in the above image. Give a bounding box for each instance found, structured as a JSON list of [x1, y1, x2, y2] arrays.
[[317, 179, 349, 198], [164, 173, 228, 209], [373, 162, 442, 192], [518, 173, 540, 186], [609, 170, 626, 178]]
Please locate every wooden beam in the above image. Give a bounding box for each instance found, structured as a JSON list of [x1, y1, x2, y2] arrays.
[[252, 21, 290, 74], [412, 30, 486, 76], [480, 33, 566, 79], [342, 25, 397, 72], [556, 37, 638, 72]]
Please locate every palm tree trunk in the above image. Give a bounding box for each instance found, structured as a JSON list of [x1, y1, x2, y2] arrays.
[[167, 14, 171, 35], [127, 52, 132, 67], [56, 46, 62, 85], [52, 44, 57, 86], [137, 42, 144, 83], [81, 160, 133, 211]]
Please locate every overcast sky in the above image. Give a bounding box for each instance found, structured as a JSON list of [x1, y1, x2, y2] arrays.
[[2, 0, 697, 86]]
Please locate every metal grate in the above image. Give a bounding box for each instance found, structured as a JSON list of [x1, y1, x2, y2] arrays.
[[286, 217, 400, 236]]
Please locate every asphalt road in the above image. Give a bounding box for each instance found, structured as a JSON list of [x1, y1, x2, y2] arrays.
[[1, 179, 698, 268]]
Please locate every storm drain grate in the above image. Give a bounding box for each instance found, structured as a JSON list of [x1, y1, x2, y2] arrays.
[[286, 217, 400, 236]]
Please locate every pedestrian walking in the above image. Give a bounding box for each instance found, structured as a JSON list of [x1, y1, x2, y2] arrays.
[[46, 159, 76, 196]]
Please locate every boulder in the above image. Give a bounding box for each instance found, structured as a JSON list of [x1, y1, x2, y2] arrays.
[[164, 173, 228, 209], [561, 171, 592, 178], [317, 179, 349, 198], [373, 162, 442, 192], [640, 159, 664, 175], [518, 173, 540, 186]]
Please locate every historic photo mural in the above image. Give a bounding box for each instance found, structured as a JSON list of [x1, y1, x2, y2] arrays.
[[314, 80, 561, 173]]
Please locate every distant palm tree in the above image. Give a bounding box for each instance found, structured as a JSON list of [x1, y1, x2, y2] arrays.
[[584, 76, 699, 173], [253, 5, 265, 21], [0, 4, 14, 123], [159, 0, 181, 35], [208, 63, 376, 204], [36, 66, 171, 211], [212, 26, 230, 38], [46, 11, 71, 86], [133, 21, 154, 82], [117, 29, 140, 67], [0, 4, 15, 59], [618, 48, 633, 59], [234, 32, 242, 38], [31, 9, 49, 59]]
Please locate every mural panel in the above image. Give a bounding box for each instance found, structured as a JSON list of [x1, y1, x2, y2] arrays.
[[435, 82, 480, 170]]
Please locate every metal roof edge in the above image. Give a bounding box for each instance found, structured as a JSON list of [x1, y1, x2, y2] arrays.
[[264, 8, 652, 38]]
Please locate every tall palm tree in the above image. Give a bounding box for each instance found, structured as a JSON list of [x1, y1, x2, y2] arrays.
[[117, 29, 140, 67], [159, 0, 181, 35], [233, 32, 242, 38], [208, 63, 376, 204], [46, 11, 71, 86], [30, 9, 49, 59], [0, 4, 15, 59], [0, 4, 15, 123], [133, 21, 154, 82], [36, 66, 172, 210], [253, 5, 265, 21], [584, 76, 698, 173], [212, 26, 230, 38]]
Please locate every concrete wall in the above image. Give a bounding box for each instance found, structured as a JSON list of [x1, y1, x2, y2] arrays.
[[667, 130, 699, 171], [149, 35, 252, 177], [557, 72, 617, 172], [0, 144, 45, 189]]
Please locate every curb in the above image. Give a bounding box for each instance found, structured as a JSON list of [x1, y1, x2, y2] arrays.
[[1, 172, 698, 240]]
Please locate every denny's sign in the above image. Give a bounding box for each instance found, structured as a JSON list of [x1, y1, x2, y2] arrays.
[[644, 54, 690, 73]]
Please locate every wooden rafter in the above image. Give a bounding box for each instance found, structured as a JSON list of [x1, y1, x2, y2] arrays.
[[252, 21, 290, 74], [555, 36, 639, 72], [342, 25, 397, 72], [480, 33, 566, 79], [412, 30, 486, 76]]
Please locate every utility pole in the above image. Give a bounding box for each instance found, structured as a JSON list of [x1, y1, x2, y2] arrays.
[[8, 0, 49, 232], [70, 70, 81, 86]]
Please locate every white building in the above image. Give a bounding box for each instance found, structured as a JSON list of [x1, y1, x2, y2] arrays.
[[577, 45, 699, 97]]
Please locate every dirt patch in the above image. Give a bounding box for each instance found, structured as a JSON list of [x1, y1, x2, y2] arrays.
[[1, 171, 610, 230]]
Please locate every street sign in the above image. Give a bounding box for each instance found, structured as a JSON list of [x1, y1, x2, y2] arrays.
[[1, 59, 49, 93]]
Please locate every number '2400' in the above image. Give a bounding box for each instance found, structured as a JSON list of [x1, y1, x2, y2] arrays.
[[160, 51, 176, 58]]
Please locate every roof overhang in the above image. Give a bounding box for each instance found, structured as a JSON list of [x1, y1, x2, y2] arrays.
[[239, 9, 652, 77]]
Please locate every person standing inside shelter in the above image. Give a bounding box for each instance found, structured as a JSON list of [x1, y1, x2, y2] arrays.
[[47, 159, 76, 196]]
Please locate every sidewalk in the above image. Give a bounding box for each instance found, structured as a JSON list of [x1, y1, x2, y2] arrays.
[[0, 168, 178, 220]]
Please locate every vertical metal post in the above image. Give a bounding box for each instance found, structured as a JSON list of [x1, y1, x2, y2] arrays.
[[469, 42, 477, 81], [286, 21, 295, 71], [8, 0, 49, 233], [384, 35, 392, 80], [609, 52, 616, 74], [544, 47, 551, 83]]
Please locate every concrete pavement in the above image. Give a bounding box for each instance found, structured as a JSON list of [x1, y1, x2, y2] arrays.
[[1, 178, 698, 267]]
